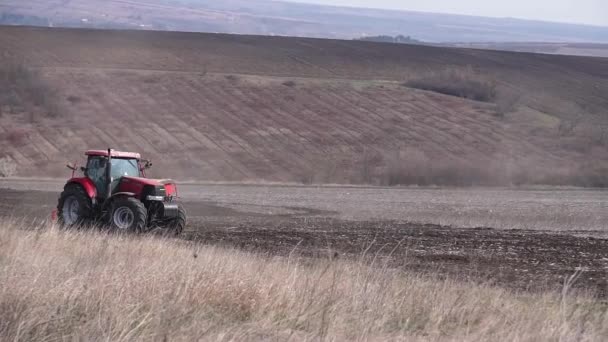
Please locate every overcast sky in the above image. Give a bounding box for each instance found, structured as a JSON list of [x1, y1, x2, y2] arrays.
[[285, 0, 608, 26]]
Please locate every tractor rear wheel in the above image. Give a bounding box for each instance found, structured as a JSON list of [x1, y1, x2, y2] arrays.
[[57, 184, 92, 227], [110, 197, 147, 233]]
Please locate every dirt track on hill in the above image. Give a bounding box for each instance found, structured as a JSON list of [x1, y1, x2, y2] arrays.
[[2, 186, 607, 297]]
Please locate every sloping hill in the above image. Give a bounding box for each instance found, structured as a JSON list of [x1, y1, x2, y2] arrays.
[[1, 26, 608, 185]]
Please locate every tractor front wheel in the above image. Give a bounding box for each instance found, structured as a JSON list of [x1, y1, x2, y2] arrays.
[[110, 197, 147, 233], [168, 206, 187, 236]]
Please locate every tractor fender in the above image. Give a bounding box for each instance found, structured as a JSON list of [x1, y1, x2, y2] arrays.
[[66, 178, 97, 199], [109, 192, 137, 199], [102, 192, 137, 211]]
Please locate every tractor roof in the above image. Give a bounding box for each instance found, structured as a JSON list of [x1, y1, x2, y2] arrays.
[[85, 150, 141, 159]]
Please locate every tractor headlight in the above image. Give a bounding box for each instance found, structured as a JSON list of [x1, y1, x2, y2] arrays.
[[146, 195, 164, 201]]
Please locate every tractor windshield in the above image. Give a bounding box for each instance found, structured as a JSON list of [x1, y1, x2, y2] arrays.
[[111, 158, 141, 178]]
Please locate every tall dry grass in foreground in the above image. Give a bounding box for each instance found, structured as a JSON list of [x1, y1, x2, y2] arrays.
[[0, 221, 606, 341]]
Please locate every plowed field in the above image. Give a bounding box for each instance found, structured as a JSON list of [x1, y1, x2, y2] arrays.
[[1, 26, 608, 184], [1, 181, 607, 296]]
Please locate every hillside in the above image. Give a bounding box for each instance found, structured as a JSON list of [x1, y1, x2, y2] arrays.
[[1, 26, 608, 185], [2, 0, 608, 44]]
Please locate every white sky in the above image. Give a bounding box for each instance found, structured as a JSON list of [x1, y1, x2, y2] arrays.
[[285, 0, 608, 26]]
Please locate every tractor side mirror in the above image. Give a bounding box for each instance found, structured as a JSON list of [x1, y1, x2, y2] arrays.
[[66, 163, 77, 171], [141, 159, 153, 170]]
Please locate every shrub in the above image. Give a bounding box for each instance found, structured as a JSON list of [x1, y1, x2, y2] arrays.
[[298, 170, 315, 185], [142, 75, 160, 84], [385, 158, 492, 186], [560, 162, 608, 188], [589, 124, 608, 146], [0, 63, 62, 121], [558, 118, 581, 136], [380, 150, 608, 188], [405, 68, 497, 102], [6, 128, 28, 146], [495, 90, 522, 117], [66, 95, 82, 104], [225, 74, 239, 82], [384, 149, 437, 186], [0, 157, 17, 177]]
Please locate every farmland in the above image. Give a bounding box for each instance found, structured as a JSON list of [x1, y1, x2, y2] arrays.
[[1, 26, 608, 186], [1, 25, 608, 340], [2, 179, 608, 296], [449, 42, 608, 58], [3, 0, 608, 43], [1, 180, 608, 339]]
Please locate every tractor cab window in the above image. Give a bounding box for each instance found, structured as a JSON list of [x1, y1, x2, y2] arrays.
[[86, 157, 108, 196], [111, 158, 140, 178]]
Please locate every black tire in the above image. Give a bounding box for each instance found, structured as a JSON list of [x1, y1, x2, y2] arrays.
[[109, 197, 147, 233], [168, 206, 187, 236], [57, 184, 92, 228]]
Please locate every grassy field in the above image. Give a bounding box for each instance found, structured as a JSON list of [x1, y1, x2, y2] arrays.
[[1, 220, 607, 341]]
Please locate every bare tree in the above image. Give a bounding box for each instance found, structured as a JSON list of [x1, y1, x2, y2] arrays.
[[0, 157, 17, 177], [495, 90, 523, 118]]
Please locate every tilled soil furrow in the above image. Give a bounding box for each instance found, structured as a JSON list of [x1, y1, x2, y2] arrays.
[[184, 217, 608, 297]]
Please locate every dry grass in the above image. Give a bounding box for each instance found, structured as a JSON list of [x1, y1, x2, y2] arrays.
[[0, 221, 606, 341]]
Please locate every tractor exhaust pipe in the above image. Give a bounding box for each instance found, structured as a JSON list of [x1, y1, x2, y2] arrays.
[[106, 148, 112, 199]]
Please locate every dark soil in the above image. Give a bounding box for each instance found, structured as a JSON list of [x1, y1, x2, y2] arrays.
[[2, 188, 607, 297], [185, 216, 608, 297]]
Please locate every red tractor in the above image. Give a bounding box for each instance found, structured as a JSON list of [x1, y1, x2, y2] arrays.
[[56, 149, 186, 235]]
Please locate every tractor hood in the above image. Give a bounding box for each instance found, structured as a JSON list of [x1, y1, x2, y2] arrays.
[[119, 177, 178, 197], [121, 176, 175, 186]]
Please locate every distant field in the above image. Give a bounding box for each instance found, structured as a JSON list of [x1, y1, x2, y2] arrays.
[[450, 42, 608, 58], [1, 26, 608, 185], [2, 0, 608, 43]]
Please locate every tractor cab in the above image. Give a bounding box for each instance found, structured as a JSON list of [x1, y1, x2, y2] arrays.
[[83, 150, 145, 199]]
